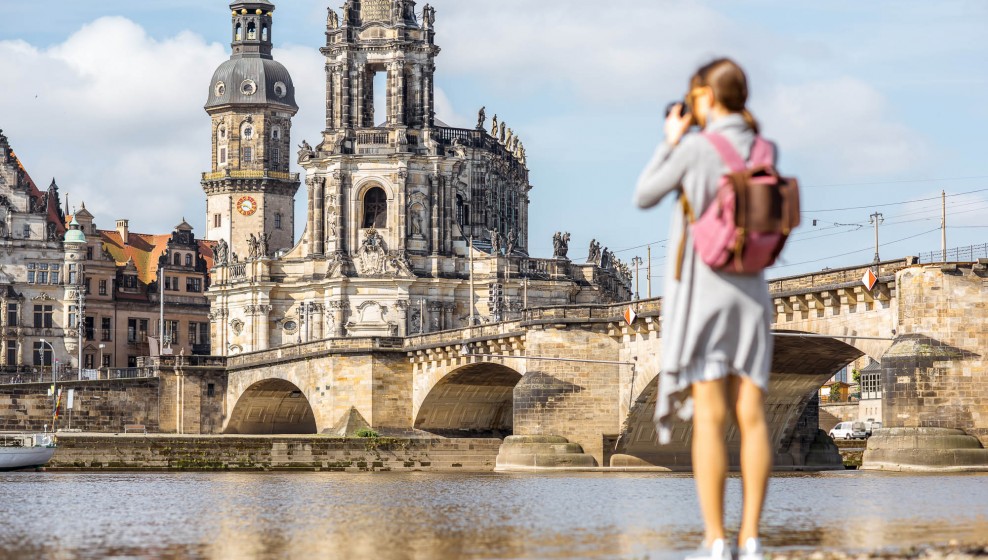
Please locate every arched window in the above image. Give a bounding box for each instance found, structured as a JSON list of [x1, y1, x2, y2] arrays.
[[261, 25, 269, 42], [185, 254, 193, 267], [362, 187, 388, 229], [247, 22, 257, 40], [274, 213, 283, 230], [173, 253, 182, 266], [235, 23, 242, 41]]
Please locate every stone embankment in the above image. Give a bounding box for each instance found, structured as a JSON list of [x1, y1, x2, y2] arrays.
[[46, 434, 500, 472]]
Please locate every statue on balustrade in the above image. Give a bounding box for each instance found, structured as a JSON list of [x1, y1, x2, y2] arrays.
[[477, 106, 486, 130], [587, 239, 601, 264], [327, 8, 339, 29], [215, 238, 229, 265], [552, 232, 571, 260], [491, 114, 499, 138], [506, 229, 517, 256]]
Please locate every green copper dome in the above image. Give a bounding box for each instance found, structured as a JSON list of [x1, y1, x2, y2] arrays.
[[64, 216, 86, 244]]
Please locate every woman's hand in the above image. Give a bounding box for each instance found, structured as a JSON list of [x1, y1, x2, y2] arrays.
[[664, 103, 692, 147]]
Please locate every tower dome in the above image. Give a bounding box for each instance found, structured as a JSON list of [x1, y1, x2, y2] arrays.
[[204, 0, 298, 112]]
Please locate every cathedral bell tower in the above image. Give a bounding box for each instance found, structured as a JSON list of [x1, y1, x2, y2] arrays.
[[202, 0, 299, 261]]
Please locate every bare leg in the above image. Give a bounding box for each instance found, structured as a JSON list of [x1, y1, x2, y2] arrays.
[[692, 378, 730, 543], [730, 375, 772, 544]]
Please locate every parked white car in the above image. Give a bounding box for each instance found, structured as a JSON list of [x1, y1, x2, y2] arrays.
[[829, 421, 868, 440]]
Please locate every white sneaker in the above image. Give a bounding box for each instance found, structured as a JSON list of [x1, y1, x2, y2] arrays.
[[738, 537, 764, 560], [684, 538, 732, 560]]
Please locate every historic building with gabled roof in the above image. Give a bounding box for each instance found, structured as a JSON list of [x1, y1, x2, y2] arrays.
[[204, 0, 631, 355], [0, 128, 216, 373]]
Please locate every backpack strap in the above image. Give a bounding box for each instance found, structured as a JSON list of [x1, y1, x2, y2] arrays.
[[703, 132, 746, 172], [674, 192, 696, 282], [703, 133, 775, 170]]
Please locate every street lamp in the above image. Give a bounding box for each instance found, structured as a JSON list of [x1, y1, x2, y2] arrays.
[[39, 338, 56, 432], [98, 343, 105, 378], [631, 256, 643, 300], [869, 212, 884, 263]]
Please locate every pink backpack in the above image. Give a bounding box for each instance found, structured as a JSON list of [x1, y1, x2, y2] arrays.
[[675, 133, 800, 280]]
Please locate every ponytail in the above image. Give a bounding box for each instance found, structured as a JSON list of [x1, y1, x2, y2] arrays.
[[741, 109, 759, 134]]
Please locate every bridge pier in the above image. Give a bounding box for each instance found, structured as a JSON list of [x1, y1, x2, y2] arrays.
[[863, 264, 988, 471], [512, 325, 623, 466]]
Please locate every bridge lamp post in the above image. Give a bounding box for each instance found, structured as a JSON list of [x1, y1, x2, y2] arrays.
[[631, 256, 643, 300], [98, 343, 105, 378], [870, 212, 884, 263]]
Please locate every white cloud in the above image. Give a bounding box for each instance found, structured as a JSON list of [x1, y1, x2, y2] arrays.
[[0, 17, 224, 234], [758, 77, 928, 177]]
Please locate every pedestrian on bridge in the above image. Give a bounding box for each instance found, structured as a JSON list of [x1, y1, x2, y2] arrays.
[[634, 58, 775, 560]]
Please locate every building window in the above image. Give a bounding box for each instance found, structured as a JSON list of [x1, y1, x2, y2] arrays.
[[247, 21, 256, 40], [127, 318, 149, 343], [68, 305, 77, 328], [6, 304, 18, 327], [189, 322, 210, 347], [128, 355, 137, 368], [86, 247, 93, 260], [68, 264, 77, 285], [33, 342, 53, 367], [123, 275, 138, 289], [33, 305, 53, 328], [84, 278, 91, 294], [22, 224, 30, 238], [185, 254, 193, 267], [173, 253, 182, 266], [186, 277, 202, 293], [274, 213, 282, 230], [99, 279, 107, 296], [362, 187, 388, 229], [102, 353, 111, 368], [50, 264, 60, 285], [164, 320, 179, 346], [207, 383, 216, 398], [165, 276, 180, 291], [861, 372, 882, 400], [6, 340, 16, 365], [243, 147, 253, 163], [101, 317, 112, 341], [84, 354, 95, 369], [272, 145, 280, 166], [84, 317, 95, 341], [213, 214, 222, 228], [219, 146, 228, 165]]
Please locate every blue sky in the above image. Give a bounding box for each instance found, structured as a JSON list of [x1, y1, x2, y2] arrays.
[[1, 1, 987, 294]]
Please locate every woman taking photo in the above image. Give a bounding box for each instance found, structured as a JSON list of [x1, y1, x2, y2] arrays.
[[633, 58, 774, 560]]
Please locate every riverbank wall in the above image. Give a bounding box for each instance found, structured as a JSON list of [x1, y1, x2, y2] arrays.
[[46, 434, 501, 472]]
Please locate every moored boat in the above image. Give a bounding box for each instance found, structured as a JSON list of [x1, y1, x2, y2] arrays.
[[0, 433, 57, 471]]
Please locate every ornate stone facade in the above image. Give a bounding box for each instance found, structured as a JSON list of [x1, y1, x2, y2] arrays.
[[0, 128, 214, 372], [206, 1, 631, 355]]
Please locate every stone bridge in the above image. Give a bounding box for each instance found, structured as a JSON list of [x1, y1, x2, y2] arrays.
[[155, 258, 988, 470]]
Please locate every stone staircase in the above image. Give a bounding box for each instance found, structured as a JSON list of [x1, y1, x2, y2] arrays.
[[494, 435, 597, 471]]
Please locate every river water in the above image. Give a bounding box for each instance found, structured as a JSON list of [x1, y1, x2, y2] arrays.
[[1, 471, 986, 559]]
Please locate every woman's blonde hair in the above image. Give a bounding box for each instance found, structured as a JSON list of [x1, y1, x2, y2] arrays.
[[690, 58, 759, 133]]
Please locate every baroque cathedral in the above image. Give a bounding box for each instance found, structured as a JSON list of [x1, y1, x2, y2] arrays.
[[205, 0, 631, 355]]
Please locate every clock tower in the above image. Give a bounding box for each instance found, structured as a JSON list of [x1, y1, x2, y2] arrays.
[[202, 0, 299, 260]]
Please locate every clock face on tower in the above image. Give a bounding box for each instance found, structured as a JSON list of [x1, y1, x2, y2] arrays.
[[237, 196, 258, 216]]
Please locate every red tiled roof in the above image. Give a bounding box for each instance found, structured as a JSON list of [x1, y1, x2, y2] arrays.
[[100, 230, 172, 285]]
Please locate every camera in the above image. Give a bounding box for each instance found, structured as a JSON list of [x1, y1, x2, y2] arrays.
[[665, 100, 690, 119]]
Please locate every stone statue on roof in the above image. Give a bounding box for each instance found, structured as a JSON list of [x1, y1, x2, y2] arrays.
[[327, 8, 339, 29], [477, 106, 486, 130]]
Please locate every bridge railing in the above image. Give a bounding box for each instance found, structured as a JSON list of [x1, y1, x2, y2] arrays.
[[918, 243, 988, 264], [522, 298, 661, 324], [403, 321, 526, 349], [225, 336, 405, 368], [767, 258, 913, 296]]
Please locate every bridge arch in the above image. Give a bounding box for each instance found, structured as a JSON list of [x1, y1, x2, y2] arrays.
[[614, 332, 864, 469], [224, 378, 317, 435], [414, 362, 522, 437]]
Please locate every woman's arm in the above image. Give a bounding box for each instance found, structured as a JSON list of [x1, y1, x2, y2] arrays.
[[633, 136, 693, 209]]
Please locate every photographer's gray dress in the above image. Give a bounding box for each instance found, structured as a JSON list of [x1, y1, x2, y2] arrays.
[[633, 113, 774, 444]]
